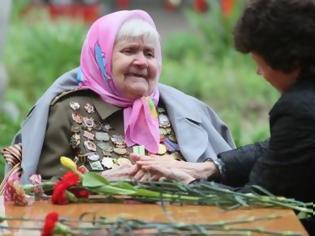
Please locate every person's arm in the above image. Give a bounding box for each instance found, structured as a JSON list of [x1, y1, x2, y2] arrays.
[[245, 100, 315, 201], [217, 140, 269, 187]]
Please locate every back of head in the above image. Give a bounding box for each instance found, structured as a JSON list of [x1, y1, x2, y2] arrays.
[[234, 0, 315, 78]]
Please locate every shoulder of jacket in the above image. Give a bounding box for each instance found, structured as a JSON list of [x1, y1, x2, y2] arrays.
[[50, 89, 96, 106], [159, 83, 208, 109]]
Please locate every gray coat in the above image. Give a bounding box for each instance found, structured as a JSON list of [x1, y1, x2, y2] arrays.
[[11, 68, 235, 183]]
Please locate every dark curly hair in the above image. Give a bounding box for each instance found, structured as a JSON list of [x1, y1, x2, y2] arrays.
[[234, 0, 315, 78]]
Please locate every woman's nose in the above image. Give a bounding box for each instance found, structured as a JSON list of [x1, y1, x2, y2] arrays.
[[133, 53, 148, 67]]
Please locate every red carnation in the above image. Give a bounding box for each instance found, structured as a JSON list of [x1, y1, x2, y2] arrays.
[[61, 171, 80, 185], [52, 182, 69, 204], [52, 171, 80, 204], [70, 188, 90, 199], [41, 212, 59, 236]]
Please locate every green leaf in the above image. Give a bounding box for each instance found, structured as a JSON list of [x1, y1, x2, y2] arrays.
[[82, 174, 136, 195], [82, 172, 109, 188], [93, 185, 136, 195], [110, 181, 135, 190]]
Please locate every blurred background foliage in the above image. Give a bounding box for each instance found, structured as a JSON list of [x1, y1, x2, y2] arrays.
[[0, 0, 278, 178]]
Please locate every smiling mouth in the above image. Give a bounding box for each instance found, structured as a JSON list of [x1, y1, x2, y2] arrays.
[[126, 72, 148, 78]]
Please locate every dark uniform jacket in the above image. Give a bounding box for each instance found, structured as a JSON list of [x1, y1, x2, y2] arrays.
[[218, 78, 315, 203]]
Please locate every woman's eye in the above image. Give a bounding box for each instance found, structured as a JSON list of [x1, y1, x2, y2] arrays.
[[145, 50, 155, 58], [122, 48, 134, 54]]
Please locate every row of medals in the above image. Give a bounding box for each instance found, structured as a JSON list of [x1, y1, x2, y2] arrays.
[[69, 101, 182, 172]]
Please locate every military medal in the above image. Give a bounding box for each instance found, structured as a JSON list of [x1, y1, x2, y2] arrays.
[[113, 147, 127, 155], [83, 130, 95, 140], [101, 157, 114, 169], [70, 133, 80, 149], [111, 135, 125, 146], [84, 140, 96, 152], [71, 124, 81, 133], [84, 103, 94, 113], [87, 153, 100, 161], [103, 123, 112, 131], [82, 117, 94, 130], [168, 133, 177, 142], [96, 141, 110, 150], [158, 144, 167, 155], [89, 160, 104, 171], [159, 113, 171, 128], [163, 138, 178, 152], [95, 132, 110, 142], [69, 101, 80, 111], [72, 112, 82, 124]]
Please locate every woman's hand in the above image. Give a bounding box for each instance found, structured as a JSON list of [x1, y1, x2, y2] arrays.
[[101, 163, 134, 181], [130, 153, 219, 181], [141, 163, 196, 184]]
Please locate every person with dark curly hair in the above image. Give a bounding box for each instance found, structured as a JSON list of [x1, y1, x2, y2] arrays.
[[133, 0, 315, 232]]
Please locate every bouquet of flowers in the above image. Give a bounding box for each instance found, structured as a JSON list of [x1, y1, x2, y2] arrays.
[[2, 156, 313, 235], [5, 156, 313, 215]]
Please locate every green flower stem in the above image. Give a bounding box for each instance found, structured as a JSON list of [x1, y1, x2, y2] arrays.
[[0, 215, 303, 236], [23, 181, 54, 194]]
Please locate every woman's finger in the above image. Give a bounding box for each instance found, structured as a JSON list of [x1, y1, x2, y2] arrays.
[[133, 169, 146, 181]]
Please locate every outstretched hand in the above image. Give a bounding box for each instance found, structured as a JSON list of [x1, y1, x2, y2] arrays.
[[130, 154, 218, 184]]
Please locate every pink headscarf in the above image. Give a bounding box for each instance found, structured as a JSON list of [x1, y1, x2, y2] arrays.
[[79, 10, 161, 153]]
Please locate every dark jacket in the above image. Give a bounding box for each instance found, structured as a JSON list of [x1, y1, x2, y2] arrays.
[[218, 78, 315, 203]]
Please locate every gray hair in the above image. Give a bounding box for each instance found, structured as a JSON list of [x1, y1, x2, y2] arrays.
[[116, 18, 160, 48]]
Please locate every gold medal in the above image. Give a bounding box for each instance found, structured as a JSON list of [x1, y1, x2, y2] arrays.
[[113, 147, 127, 155], [158, 144, 167, 155]]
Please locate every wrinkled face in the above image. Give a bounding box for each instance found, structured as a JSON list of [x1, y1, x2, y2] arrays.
[[111, 38, 159, 99], [251, 53, 300, 93]]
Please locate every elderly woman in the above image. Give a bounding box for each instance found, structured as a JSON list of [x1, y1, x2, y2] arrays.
[[3, 10, 235, 184]]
